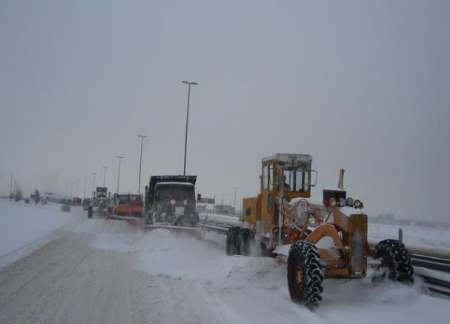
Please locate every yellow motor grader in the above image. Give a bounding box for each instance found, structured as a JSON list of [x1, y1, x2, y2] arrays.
[[226, 153, 414, 308]]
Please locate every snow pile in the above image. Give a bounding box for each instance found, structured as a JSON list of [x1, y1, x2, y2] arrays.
[[91, 228, 146, 253], [85, 221, 450, 324], [137, 229, 239, 282]]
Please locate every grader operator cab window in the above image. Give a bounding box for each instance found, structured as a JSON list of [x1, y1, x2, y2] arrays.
[[261, 154, 316, 194], [283, 169, 306, 192], [261, 165, 274, 190]]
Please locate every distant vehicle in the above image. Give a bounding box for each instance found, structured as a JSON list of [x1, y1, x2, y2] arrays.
[[113, 194, 143, 217], [82, 198, 91, 211], [44, 192, 60, 203], [14, 190, 23, 202], [88, 187, 111, 217], [214, 204, 236, 215], [144, 175, 199, 226], [94, 187, 108, 199], [61, 204, 70, 212], [72, 197, 82, 206]]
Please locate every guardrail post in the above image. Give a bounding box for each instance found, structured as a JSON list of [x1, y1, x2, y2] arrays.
[[398, 227, 403, 243]]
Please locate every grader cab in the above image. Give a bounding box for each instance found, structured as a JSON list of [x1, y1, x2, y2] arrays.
[[228, 153, 414, 308]]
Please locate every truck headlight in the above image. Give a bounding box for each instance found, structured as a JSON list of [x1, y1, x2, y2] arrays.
[[170, 199, 176, 206], [183, 199, 188, 205]]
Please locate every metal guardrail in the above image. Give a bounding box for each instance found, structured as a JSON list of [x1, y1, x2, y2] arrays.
[[411, 254, 450, 273], [408, 253, 450, 298], [416, 272, 450, 297]]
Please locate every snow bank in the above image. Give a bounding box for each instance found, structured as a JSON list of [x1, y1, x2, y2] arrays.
[[0, 200, 74, 268]]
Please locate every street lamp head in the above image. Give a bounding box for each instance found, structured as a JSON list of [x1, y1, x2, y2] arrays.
[[181, 80, 198, 85]]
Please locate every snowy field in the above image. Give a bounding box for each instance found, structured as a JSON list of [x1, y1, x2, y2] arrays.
[[369, 222, 450, 251], [0, 201, 449, 324]]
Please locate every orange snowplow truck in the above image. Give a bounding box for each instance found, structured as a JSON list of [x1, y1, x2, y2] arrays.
[[113, 194, 144, 217]]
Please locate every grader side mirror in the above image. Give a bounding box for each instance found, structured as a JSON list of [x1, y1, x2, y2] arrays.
[[310, 170, 318, 187]]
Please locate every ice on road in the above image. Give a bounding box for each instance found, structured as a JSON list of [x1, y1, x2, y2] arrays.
[[0, 202, 449, 324]]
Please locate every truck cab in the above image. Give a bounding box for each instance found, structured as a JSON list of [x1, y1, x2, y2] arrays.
[[145, 175, 199, 226], [113, 194, 143, 217]]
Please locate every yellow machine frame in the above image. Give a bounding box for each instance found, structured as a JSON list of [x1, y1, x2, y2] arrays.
[[242, 153, 368, 279]]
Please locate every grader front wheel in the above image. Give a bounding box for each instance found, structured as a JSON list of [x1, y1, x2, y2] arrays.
[[287, 241, 323, 309]]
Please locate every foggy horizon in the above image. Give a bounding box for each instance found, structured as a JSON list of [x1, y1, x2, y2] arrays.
[[1, 0, 449, 221]]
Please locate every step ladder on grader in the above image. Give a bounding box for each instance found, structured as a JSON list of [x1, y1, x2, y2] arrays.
[[226, 153, 414, 308]]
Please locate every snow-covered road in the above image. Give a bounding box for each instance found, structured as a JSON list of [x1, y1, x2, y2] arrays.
[[0, 201, 449, 324]]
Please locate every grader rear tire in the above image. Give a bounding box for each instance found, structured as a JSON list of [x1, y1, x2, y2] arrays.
[[237, 228, 253, 256], [287, 241, 323, 309], [226, 227, 240, 255], [373, 239, 414, 283]]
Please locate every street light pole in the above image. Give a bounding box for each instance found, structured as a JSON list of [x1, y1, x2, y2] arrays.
[[181, 80, 198, 176], [75, 179, 80, 197], [137, 135, 147, 195], [9, 174, 13, 197], [91, 172, 96, 197], [116, 156, 124, 194], [103, 166, 108, 187], [83, 175, 87, 198]]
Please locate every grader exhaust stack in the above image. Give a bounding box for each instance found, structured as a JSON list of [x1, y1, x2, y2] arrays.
[[338, 168, 345, 190]]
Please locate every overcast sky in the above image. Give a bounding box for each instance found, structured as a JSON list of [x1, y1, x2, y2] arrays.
[[1, 0, 449, 221]]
